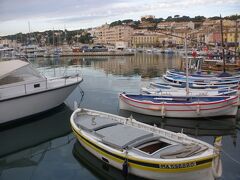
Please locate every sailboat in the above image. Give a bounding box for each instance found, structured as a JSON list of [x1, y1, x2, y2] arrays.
[[119, 36, 239, 118], [44, 29, 61, 58]]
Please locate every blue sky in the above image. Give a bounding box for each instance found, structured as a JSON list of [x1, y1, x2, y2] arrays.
[[0, 0, 239, 36]]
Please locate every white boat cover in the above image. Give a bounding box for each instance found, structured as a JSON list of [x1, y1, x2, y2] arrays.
[[0, 60, 29, 79]]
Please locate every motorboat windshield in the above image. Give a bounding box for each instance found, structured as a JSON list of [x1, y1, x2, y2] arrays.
[[0, 60, 44, 86]]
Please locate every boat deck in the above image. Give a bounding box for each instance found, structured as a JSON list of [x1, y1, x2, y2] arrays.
[[74, 113, 208, 159]]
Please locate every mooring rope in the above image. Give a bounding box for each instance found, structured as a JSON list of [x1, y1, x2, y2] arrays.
[[221, 148, 240, 166]]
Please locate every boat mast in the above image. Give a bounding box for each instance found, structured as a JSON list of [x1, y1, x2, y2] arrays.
[[185, 34, 189, 95], [53, 28, 55, 47], [220, 15, 226, 73], [28, 21, 31, 45], [235, 18, 238, 61]]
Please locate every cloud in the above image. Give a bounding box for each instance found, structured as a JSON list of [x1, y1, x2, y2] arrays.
[[48, 15, 109, 24], [0, 0, 239, 35], [1, 0, 238, 22]]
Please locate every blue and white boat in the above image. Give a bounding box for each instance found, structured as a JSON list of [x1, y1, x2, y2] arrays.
[[141, 87, 237, 97], [166, 69, 240, 81], [119, 93, 238, 118], [150, 82, 238, 90], [163, 74, 239, 86]]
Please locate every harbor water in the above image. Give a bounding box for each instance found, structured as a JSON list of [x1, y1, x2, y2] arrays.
[[0, 53, 240, 180]]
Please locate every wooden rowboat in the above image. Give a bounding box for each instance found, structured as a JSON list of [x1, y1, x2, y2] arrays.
[[70, 108, 222, 180], [119, 93, 238, 118]]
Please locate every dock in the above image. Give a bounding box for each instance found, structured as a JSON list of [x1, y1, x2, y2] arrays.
[[66, 51, 134, 56], [40, 51, 135, 58]]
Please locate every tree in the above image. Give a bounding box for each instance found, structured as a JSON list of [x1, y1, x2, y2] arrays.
[[122, 19, 133, 24], [110, 20, 122, 27], [79, 33, 92, 44], [130, 20, 140, 28], [166, 16, 173, 21], [193, 16, 206, 22], [224, 14, 240, 20], [209, 16, 221, 20], [181, 16, 191, 21], [153, 18, 164, 23]]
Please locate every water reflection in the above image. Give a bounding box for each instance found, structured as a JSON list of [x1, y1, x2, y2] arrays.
[[1, 53, 239, 180], [119, 110, 238, 138], [34, 53, 181, 78], [0, 104, 72, 157], [0, 142, 48, 177], [72, 141, 146, 180]]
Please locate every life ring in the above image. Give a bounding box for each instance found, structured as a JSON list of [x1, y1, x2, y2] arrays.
[[212, 155, 222, 178]]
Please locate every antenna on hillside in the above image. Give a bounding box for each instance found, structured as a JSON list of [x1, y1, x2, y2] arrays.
[[64, 25, 67, 41], [28, 21, 31, 44], [28, 21, 31, 34]]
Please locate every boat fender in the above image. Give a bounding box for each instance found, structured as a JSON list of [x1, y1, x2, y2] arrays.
[[122, 159, 128, 177], [196, 104, 200, 114], [161, 103, 165, 118], [212, 155, 222, 178], [212, 136, 223, 178], [74, 101, 78, 110]]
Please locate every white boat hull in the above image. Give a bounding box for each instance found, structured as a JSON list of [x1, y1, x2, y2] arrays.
[[119, 95, 238, 118], [75, 130, 214, 180], [0, 83, 79, 124], [71, 108, 222, 180]]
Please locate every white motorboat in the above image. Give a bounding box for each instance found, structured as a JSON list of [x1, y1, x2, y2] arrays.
[[71, 108, 222, 180], [0, 59, 83, 124]]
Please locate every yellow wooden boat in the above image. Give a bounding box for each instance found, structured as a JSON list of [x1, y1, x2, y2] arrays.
[[70, 108, 222, 180]]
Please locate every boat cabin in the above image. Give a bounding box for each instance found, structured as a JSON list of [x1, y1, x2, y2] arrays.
[[0, 60, 47, 99], [0, 60, 43, 86]]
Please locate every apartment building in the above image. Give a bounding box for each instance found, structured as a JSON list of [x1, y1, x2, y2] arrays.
[[131, 33, 159, 48], [157, 21, 174, 30], [92, 24, 108, 44], [157, 21, 195, 30], [173, 21, 195, 30], [0, 39, 18, 47], [131, 32, 171, 48], [223, 28, 240, 45], [93, 24, 133, 46]]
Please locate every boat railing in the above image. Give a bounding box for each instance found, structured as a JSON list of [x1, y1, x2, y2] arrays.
[[0, 74, 81, 100]]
